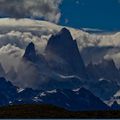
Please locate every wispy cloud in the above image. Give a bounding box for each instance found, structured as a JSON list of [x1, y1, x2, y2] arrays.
[[76, 0, 80, 4], [0, 18, 120, 88]]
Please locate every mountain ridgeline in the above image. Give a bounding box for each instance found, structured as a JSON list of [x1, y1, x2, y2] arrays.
[[22, 28, 120, 101], [23, 42, 38, 62], [45, 28, 88, 79], [22, 27, 88, 90], [0, 77, 110, 111], [0, 27, 120, 112]]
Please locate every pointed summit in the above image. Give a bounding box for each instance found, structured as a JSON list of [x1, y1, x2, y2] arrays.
[[61, 27, 69, 33], [45, 28, 73, 54], [59, 27, 72, 38], [45, 28, 88, 79], [23, 42, 37, 62]]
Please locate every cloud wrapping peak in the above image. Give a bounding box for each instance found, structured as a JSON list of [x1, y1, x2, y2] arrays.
[[0, 0, 62, 23], [0, 18, 120, 88]]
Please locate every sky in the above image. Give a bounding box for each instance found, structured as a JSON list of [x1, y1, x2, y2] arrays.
[[60, 0, 120, 31], [0, 0, 120, 31]]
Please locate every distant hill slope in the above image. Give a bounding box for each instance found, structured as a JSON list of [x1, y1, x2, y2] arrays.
[[0, 104, 120, 118]]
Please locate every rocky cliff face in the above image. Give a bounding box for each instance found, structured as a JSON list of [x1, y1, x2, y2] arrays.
[[45, 28, 88, 79]]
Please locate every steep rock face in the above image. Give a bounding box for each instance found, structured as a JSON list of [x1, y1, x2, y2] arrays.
[[89, 79, 120, 100], [86, 59, 120, 81], [23, 42, 38, 62], [21, 42, 84, 90], [23, 42, 49, 69], [86, 59, 120, 100], [45, 28, 88, 79], [20, 29, 89, 90]]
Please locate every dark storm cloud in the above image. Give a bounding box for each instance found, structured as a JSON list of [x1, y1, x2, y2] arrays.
[[0, 0, 62, 23]]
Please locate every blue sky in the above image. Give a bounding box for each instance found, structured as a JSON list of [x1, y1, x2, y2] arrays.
[[59, 0, 120, 31], [0, 0, 120, 31]]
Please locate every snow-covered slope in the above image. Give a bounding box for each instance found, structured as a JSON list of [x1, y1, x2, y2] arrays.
[[0, 77, 110, 111], [32, 88, 109, 111], [105, 90, 120, 106], [112, 90, 120, 105]]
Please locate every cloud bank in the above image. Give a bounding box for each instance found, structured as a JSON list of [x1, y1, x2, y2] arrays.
[[0, 0, 62, 23], [0, 18, 120, 89]]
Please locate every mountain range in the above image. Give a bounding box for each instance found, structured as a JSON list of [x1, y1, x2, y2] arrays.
[[0, 77, 110, 111], [0, 26, 120, 111]]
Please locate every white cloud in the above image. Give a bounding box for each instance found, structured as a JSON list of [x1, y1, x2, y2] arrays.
[[0, 18, 120, 88], [0, 44, 23, 72], [0, 0, 62, 23], [0, 30, 48, 52], [82, 28, 103, 32]]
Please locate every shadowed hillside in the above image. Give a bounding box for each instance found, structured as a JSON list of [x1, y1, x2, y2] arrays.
[[0, 104, 120, 118]]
